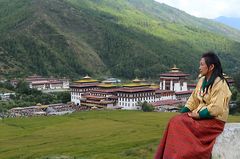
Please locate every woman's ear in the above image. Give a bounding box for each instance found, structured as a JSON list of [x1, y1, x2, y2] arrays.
[[209, 64, 215, 71]]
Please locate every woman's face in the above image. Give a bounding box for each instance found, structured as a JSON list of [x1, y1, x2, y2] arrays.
[[199, 58, 209, 76], [199, 58, 215, 78]]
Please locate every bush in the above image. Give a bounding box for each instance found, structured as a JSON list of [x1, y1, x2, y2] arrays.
[[141, 101, 154, 112]]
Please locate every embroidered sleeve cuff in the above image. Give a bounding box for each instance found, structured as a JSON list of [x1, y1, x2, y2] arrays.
[[180, 107, 190, 113], [199, 108, 213, 119]]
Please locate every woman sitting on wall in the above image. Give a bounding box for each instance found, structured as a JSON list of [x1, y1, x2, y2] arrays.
[[154, 52, 232, 159]]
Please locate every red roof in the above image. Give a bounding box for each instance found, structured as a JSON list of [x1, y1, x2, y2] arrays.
[[82, 95, 106, 100], [92, 88, 120, 93], [151, 99, 184, 107], [26, 78, 50, 82], [50, 80, 62, 83], [117, 87, 155, 93], [31, 81, 49, 85], [84, 100, 114, 104], [70, 83, 98, 88], [155, 90, 175, 94], [108, 95, 118, 99], [175, 90, 193, 95], [160, 72, 189, 77]]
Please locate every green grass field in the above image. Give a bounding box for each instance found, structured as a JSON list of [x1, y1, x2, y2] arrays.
[[0, 110, 239, 159]]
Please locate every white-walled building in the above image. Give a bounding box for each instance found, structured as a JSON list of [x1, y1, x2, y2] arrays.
[[175, 90, 193, 101], [187, 84, 197, 91], [159, 65, 192, 102], [117, 87, 156, 110], [155, 90, 176, 101], [70, 75, 99, 105], [0, 92, 15, 101], [11, 75, 69, 91], [151, 99, 185, 112], [80, 95, 118, 109], [160, 65, 189, 92], [70, 69, 194, 110]]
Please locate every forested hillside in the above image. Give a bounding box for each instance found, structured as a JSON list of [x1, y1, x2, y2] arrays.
[[1, 0, 240, 79]]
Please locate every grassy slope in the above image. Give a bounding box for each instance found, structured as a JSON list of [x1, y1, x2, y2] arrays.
[[0, 110, 239, 159]]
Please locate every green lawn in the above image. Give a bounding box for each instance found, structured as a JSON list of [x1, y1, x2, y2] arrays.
[[0, 110, 239, 159]]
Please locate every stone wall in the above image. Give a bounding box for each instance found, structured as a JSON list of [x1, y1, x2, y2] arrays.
[[212, 123, 240, 159]]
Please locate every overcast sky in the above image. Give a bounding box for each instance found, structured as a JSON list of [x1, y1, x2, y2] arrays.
[[155, 0, 240, 19]]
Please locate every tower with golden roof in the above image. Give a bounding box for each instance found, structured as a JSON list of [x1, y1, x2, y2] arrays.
[[159, 65, 189, 92]]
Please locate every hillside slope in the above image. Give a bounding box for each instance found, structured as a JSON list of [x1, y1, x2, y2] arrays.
[[0, 0, 240, 79]]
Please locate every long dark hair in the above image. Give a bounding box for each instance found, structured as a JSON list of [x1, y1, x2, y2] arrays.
[[201, 51, 229, 92]]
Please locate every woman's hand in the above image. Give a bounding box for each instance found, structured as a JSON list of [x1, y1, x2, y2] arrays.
[[188, 112, 200, 119]]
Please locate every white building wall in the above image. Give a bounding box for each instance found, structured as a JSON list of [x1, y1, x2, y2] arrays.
[[119, 95, 155, 110], [0, 93, 16, 100], [63, 80, 69, 89], [163, 80, 166, 90], [50, 84, 62, 89], [170, 80, 173, 91], [71, 91, 81, 105], [174, 82, 181, 92], [159, 94, 176, 100], [182, 82, 188, 91]]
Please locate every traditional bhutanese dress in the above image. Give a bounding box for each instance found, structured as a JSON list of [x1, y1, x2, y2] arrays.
[[154, 76, 232, 159]]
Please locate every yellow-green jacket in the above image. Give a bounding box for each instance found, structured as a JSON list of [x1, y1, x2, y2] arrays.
[[186, 76, 232, 122]]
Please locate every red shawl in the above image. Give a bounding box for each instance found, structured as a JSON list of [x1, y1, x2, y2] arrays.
[[154, 113, 225, 159]]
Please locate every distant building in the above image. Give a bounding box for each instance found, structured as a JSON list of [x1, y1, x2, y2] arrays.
[[187, 84, 197, 90], [175, 90, 193, 101], [27, 75, 69, 90], [102, 78, 121, 84], [8, 103, 74, 117], [70, 75, 99, 105], [70, 66, 194, 111], [0, 92, 15, 101], [116, 78, 156, 110], [10, 75, 69, 91], [223, 73, 234, 86], [91, 87, 119, 98], [80, 95, 118, 109], [151, 99, 184, 112], [70, 77, 157, 110], [155, 90, 176, 101], [159, 65, 192, 101], [117, 87, 156, 110], [160, 65, 189, 92]]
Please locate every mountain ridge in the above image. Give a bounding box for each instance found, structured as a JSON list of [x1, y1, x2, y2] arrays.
[[1, 0, 240, 79], [215, 16, 240, 30]]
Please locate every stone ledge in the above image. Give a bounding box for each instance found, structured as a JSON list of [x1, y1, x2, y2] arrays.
[[212, 123, 240, 159]]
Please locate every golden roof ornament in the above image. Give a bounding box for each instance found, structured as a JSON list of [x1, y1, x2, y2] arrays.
[[132, 77, 141, 83], [170, 64, 180, 73], [83, 75, 91, 79]]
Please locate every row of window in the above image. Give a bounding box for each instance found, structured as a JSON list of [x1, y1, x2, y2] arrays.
[[71, 88, 96, 92], [118, 96, 154, 102], [118, 92, 154, 97], [119, 99, 155, 107], [119, 102, 136, 107], [71, 96, 80, 100], [71, 92, 82, 96]]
